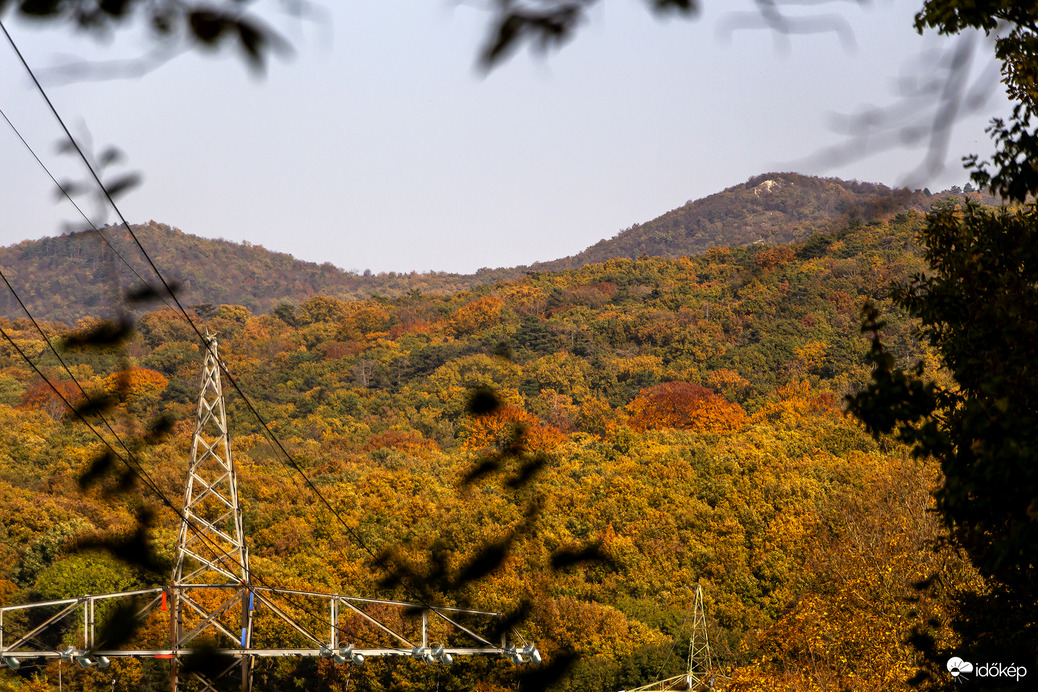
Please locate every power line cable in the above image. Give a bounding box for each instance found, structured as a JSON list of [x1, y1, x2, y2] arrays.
[[0, 265, 139, 463], [0, 223, 373, 653], [0, 50, 320, 635], [0, 20, 179, 310], [0, 75, 396, 648], [0, 232, 381, 651], [0, 311, 358, 650], [649, 604, 694, 684], [0, 101, 339, 645], [0, 106, 177, 314], [0, 18, 497, 644], [0, 16, 373, 568], [0, 320, 364, 651]]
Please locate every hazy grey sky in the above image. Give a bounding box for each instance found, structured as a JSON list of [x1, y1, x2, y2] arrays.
[[0, 1, 1008, 275]]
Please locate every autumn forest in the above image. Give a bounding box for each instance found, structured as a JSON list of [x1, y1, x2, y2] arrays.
[[0, 175, 1004, 691]]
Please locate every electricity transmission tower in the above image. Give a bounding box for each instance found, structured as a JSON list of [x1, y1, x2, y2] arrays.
[[1, 336, 537, 691], [620, 584, 725, 692], [170, 332, 254, 691]]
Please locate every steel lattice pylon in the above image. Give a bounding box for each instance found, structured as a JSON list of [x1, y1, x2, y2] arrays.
[[1, 337, 537, 692], [175, 333, 249, 587], [685, 583, 716, 690], [619, 584, 726, 692], [170, 332, 253, 691]]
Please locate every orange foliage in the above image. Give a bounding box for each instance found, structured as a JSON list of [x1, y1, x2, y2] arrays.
[[754, 245, 796, 270], [364, 429, 439, 454], [336, 303, 395, 341], [753, 381, 838, 422], [18, 379, 84, 418], [828, 289, 858, 315], [503, 284, 547, 316], [626, 382, 746, 433], [103, 366, 169, 399], [729, 454, 968, 692], [463, 405, 565, 451], [706, 368, 751, 398], [319, 342, 357, 360]]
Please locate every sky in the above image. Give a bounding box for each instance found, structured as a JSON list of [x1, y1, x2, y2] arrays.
[[0, 1, 1010, 276]]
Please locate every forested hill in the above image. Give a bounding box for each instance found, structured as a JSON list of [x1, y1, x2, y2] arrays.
[[0, 223, 489, 322], [0, 207, 979, 691], [0, 174, 982, 322], [530, 172, 981, 271]]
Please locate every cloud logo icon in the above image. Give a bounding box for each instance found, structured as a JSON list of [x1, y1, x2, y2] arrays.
[[947, 657, 974, 678]]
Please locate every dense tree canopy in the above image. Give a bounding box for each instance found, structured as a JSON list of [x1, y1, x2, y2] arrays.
[[2, 1, 1035, 690], [845, 2, 1038, 685], [0, 208, 975, 690]]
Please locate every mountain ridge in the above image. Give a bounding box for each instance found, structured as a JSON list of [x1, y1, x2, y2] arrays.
[[528, 172, 977, 271], [0, 173, 980, 322]]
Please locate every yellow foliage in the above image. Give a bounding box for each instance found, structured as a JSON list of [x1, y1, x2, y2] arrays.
[[448, 296, 503, 336], [502, 283, 547, 316], [530, 388, 580, 430], [609, 353, 663, 379], [336, 302, 395, 341], [706, 368, 751, 398], [526, 352, 592, 399], [753, 380, 838, 423], [536, 597, 668, 659], [574, 397, 618, 437], [463, 405, 565, 452], [729, 452, 974, 692], [792, 339, 829, 375], [297, 295, 349, 324]]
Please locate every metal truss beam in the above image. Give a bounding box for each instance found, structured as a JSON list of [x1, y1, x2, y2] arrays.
[[1, 586, 523, 661]]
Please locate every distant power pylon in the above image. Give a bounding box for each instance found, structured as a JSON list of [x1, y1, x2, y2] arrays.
[[1, 335, 537, 691], [620, 584, 726, 692]]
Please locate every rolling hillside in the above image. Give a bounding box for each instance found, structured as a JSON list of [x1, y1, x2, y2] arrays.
[[0, 173, 979, 323], [0, 223, 483, 322], [0, 206, 976, 692], [530, 172, 985, 270]]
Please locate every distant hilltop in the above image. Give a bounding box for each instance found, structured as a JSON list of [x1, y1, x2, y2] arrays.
[[526, 172, 990, 271], [0, 173, 985, 323]]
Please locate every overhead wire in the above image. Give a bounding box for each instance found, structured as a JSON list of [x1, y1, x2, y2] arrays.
[[0, 76, 257, 597], [0, 15, 353, 574], [0, 224, 352, 650], [0, 264, 138, 464], [0, 100, 331, 652], [0, 318, 365, 655], [0, 79, 357, 649], [0, 106, 178, 315], [648, 604, 694, 684], [0, 17, 510, 659], [0, 118, 388, 667], [0, 17, 448, 614]]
